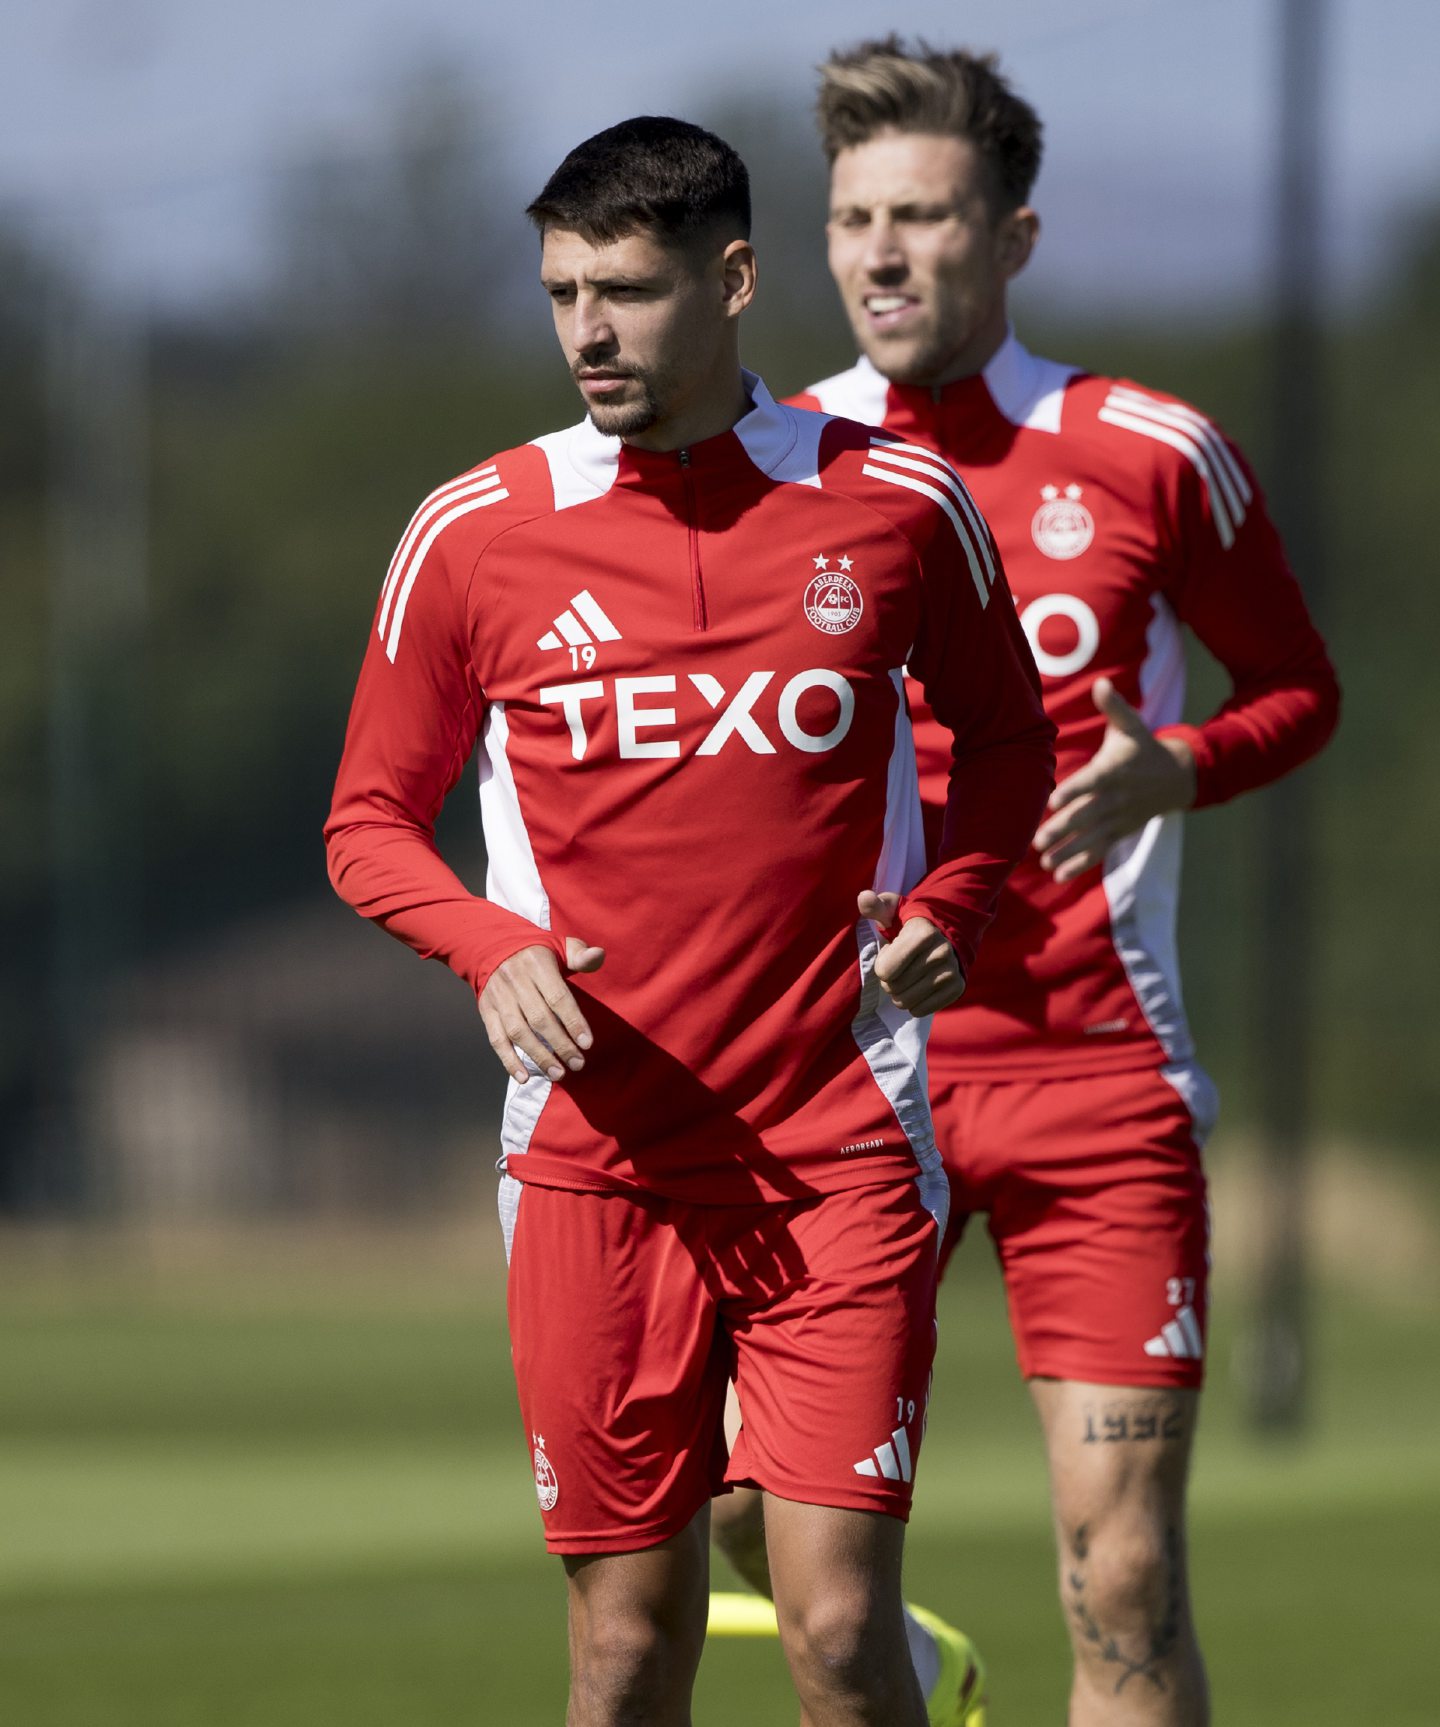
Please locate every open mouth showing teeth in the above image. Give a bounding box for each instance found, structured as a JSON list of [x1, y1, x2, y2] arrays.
[[865, 295, 915, 315]]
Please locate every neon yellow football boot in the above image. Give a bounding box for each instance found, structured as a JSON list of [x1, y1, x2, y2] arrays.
[[707, 1591, 986, 1722], [706, 1590, 779, 1637], [906, 1602, 988, 1726]]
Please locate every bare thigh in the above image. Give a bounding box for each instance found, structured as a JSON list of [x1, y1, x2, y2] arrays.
[[563, 1506, 711, 1727], [764, 1494, 926, 1727]]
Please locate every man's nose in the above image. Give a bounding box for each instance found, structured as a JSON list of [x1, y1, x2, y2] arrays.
[[862, 218, 906, 279], [573, 296, 616, 356]]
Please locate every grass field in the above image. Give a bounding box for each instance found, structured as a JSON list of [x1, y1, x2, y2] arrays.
[[0, 1224, 1435, 1725]]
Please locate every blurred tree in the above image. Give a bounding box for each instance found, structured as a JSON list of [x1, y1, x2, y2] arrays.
[[695, 94, 852, 391], [1315, 202, 1440, 1151], [0, 223, 52, 880], [270, 65, 517, 347], [0, 221, 59, 1201], [1396, 200, 1440, 320], [0, 225, 54, 494]]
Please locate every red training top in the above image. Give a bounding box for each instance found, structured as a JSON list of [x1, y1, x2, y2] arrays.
[[326, 375, 1055, 1200], [793, 337, 1339, 1080]]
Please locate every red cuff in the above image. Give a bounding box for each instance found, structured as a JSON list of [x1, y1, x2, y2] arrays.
[[895, 897, 977, 982], [467, 926, 570, 1001], [1155, 722, 1220, 810]]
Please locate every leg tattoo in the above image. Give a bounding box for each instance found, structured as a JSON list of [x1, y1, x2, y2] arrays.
[[1065, 1521, 1183, 1696]]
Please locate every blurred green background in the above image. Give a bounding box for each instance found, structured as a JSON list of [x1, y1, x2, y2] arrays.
[[3, 3, 1439, 1721], [1, 1230, 1435, 1725]]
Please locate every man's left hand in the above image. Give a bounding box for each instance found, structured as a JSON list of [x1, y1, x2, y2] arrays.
[[1035, 677, 1197, 883], [857, 891, 966, 1015]]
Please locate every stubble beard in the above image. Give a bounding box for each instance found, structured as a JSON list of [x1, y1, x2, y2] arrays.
[[860, 327, 956, 389], [577, 369, 662, 438], [852, 298, 976, 390]]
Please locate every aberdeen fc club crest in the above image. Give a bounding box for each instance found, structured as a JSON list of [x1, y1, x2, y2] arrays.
[[805, 554, 864, 634], [1031, 484, 1095, 560], [532, 1434, 558, 1513]]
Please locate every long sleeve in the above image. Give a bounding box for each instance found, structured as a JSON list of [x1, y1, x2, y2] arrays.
[[1155, 435, 1340, 807], [900, 531, 1056, 977], [324, 508, 567, 999]]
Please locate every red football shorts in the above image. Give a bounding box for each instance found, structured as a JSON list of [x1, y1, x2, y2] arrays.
[[931, 1060, 1216, 1389], [501, 1172, 945, 1554]]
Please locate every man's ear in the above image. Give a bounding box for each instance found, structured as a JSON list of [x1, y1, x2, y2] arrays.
[[720, 239, 758, 317], [998, 206, 1039, 283]]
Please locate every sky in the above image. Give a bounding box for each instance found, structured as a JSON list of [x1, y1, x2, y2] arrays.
[[4, 0, 1439, 320]]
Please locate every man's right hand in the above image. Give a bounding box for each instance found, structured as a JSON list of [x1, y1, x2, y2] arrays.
[[479, 937, 605, 1084]]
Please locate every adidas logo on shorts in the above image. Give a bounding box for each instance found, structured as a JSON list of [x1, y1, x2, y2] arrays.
[[1143, 1304, 1204, 1360], [853, 1425, 914, 1483]]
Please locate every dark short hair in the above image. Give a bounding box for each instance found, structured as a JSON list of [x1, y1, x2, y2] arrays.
[[818, 36, 1043, 211], [526, 116, 751, 249]]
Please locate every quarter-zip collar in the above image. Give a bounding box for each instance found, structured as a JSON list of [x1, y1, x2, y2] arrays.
[[559, 370, 801, 493], [549, 371, 802, 636], [863, 339, 1006, 441], [842, 331, 1075, 445]]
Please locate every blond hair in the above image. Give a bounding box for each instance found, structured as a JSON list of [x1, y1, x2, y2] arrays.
[[817, 36, 1043, 209]]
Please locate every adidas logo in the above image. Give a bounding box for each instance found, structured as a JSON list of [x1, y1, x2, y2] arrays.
[[537, 589, 622, 651], [853, 1425, 913, 1483], [1143, 1304, 1204, 1361]]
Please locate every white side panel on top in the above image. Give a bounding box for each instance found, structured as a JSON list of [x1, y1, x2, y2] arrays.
[[498, 1171, 524, 1263], [478, 701, 550, 926], [849, 668, 945, 1226], [1159, 1060, 1220, 1148], [499, 1061, 553, 1181], [1101, 595, 1193, 1063], [849, 921, 948, 1237], [873, 667, 928, 898], [478, 701, 559, 1171]]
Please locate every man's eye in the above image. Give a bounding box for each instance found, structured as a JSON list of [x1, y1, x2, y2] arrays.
[[833, 213, 869, 231]]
